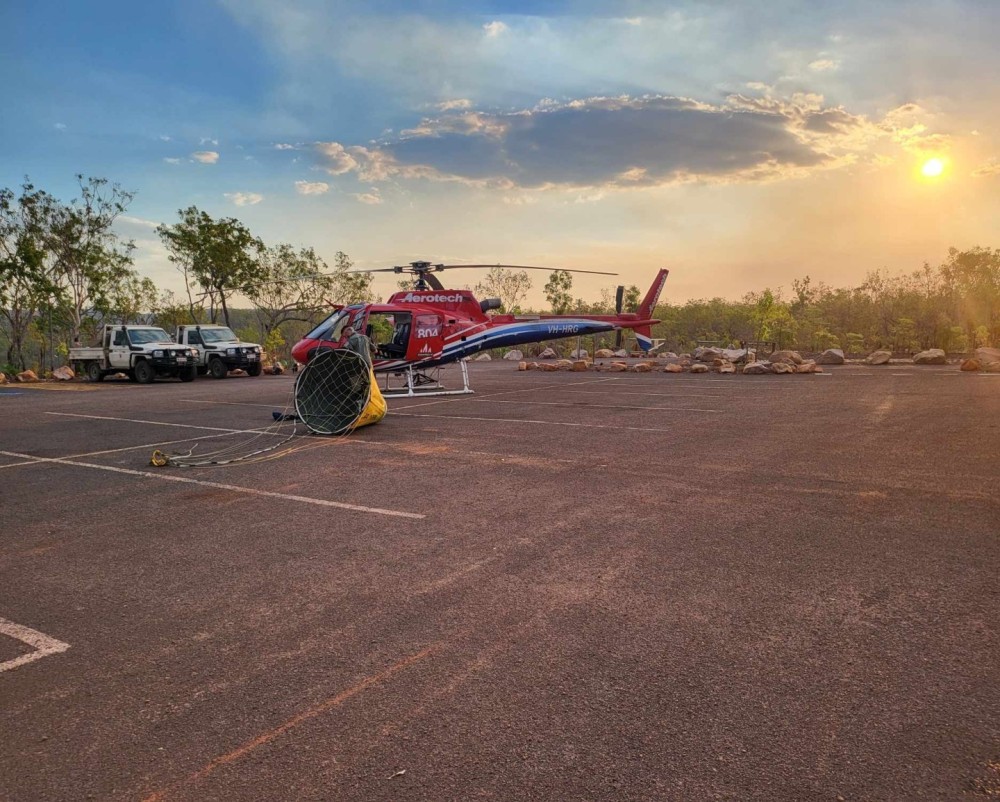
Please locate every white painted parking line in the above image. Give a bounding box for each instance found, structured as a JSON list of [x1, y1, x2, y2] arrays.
[[555, 389, 725, 399], [391, 412, 681, 433], [0, 617, 70, 673], [395, 377, 622, 410], [470, 398, 721, 413], [0, 450, 424, 520], [46, 411, 288, 435]]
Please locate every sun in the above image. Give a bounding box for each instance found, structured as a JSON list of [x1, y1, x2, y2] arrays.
[[921, 157, 945, 178]]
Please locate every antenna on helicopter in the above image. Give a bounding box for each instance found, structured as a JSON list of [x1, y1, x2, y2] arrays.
[[349, 261, 618, 291]]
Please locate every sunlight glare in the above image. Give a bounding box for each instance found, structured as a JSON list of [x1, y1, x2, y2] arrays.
[[921, 157, 945, 178]]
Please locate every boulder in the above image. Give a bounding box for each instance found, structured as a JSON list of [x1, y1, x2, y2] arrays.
[[570, 348, 589, 359], [689, 364, 709, 374], [571, 360, 589, 372], [742, 362, 772, 375], [657, 351, 678, 359], [609, 362, 628, 372], [770, 350, 804, 365], [270, 363, 284, 375], [718, 362, 736, 374], [960, 359, 980, 372], [613, 349, 628, 357], [633, 363, 653, 373], [555, 359, 574, 370], [721, 348, 749, 362], [473, 353, 492, 361], [815, 349, 845, 365], [539, 363, 559, 371], [912, 348, 946, 365], [52, 365, 75, 381], [16, 369, 39, 383], [663, 363, 684, 373], [527, 362, 539, 370], [865, 349, 892, 365], [595, 349, 614, 358], [538, 347, 558, 359], [517, 361, 528, 371], [974, 347, 1000, 372], [772, 362, 795, 374], [795, 360, 822, 374], [503, 349, 523, 361], [0, 372, 6, 384], [693, 346, 724, 362]]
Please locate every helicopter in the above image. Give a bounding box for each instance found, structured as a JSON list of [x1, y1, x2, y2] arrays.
[[290, 261, 668, 396]]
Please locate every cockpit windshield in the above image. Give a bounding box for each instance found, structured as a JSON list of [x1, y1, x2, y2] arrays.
[[305, 307, 359, 342]]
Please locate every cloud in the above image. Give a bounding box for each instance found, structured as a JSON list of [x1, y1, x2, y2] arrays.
[[159, 134, 172, 141], [483, 21, 507, 38], [54, 123, 67, 130], [224, 192, 264, 206], [972, 159, 1000, 178], [353, 189, 382, 205], [200, 137, 219, 146], [274, 143, 296, 150], [314, 93, 911, 191], [192, 151, 220, 164], [436, 99, 472, 111], [294, 180, 330, 195], [809, 58, 840, 72], [118, 215, 159, 229], [163, 157, 182, 165]]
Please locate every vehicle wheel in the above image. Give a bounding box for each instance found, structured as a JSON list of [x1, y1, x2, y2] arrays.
[[179, 365, 197, 382], [86, 361, 104, 382], [209, 358, 228, 379], [197, 366, 208, 376], [134, 360, 156, 384], [246, 362, 262, 377]]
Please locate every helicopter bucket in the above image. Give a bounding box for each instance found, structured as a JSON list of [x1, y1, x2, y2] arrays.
[[294, 349, 386, 435]]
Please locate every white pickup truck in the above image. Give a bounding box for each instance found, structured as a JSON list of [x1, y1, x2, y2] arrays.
[[175, 325, 263, 378], [70, 325, 199, 383]]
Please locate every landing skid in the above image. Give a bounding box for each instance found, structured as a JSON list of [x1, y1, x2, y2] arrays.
[[380, 361, 474, 398]]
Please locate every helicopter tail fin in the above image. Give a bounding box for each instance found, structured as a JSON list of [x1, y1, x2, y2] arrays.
[[633, 324, 654, 352], [637, 268, 669, 319]]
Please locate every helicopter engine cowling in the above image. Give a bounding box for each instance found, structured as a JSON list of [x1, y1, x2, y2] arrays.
[[480, 297, 502, 313]]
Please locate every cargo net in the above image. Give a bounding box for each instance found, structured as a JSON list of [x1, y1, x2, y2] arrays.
[[152, 349, 371, 468], [294, 349, 372, 435]]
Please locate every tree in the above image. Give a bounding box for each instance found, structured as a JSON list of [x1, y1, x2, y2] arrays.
[[245, 244, 339, 341], [473, 267, 532, 313], [47, 176, 136, 343], [622, 285, 641, 312], [106, 273, 157, 324], [0, 181, 62, 370], [156, 207, 264, 328], [544, 270, 573, 314]]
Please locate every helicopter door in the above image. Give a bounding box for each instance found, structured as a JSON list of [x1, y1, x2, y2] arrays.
[[412, 313, 443, 359]]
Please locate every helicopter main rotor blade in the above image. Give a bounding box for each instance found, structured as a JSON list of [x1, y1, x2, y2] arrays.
[[441, 264, 618, 276]]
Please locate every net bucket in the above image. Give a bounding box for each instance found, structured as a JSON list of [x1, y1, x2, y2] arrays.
[[294, 349, 386, 435]]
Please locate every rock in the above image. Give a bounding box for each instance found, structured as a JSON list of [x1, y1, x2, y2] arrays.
[[270, 363, 285, 375], [718, 362, 736, 374], [960, 359, 980, 372], [528, 362, 539, 370], [770, 350, 804, 365], [570, 348, 589, 359], [230, 369, 248, 376], [912, 348, 946, 365], [865, 350, 892, 365], [571, 360, 589, 372], [689, 364, 709, 373], [538, 347, 558, 359], [517, 361, 528, 371], [772, 362, 795, 374], [795, 360, 822, 374], [633, 363, 653, 372], [595, 349, 614, 358], [473, 353, 492, 361], [503, 349, 523, 361], [539, 363, 559, 371], [742, 362, 772, 374], [52, 365, 75, 381], [815, 349, 845, 365], [16, 370, 39, 383], [613, 349, 628, 357], [609, 362, 628, 372], [693, 346, 724, 362], [0, 372, 6, 384], [974, 347, 1000, 372], [657, 351, 678, 359], [555, 359, 574, 370], [721, 348, 749, 362], [663, 363, 684, 373]]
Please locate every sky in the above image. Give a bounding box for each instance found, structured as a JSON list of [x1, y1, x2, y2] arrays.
[[2, 0, 999, 307]]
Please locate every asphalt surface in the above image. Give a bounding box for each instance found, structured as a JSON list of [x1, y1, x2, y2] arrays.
[[0, 362, 998, 801]]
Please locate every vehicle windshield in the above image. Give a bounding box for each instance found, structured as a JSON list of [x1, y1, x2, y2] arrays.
[[201, 328, 239, 343], [128, 328, 173, 344], [305, 308, 356, 342]]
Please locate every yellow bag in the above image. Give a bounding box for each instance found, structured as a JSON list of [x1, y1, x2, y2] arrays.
[[351, 368, 387, 430]]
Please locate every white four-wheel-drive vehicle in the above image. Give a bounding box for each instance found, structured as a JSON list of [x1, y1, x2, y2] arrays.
[[175, 325, 263, 378], [70, 325, 199, 383]]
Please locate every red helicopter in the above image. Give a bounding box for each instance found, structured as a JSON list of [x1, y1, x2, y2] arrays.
[[291, 262, 667, 396]]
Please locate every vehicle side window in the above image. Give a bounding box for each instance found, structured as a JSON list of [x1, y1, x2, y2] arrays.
[[188, 331, 202, 345], [113, 331, 127, 346], [415, 314, 441, 338]]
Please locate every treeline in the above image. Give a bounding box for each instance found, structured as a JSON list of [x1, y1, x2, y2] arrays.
[[3, 176, 997, 372]]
